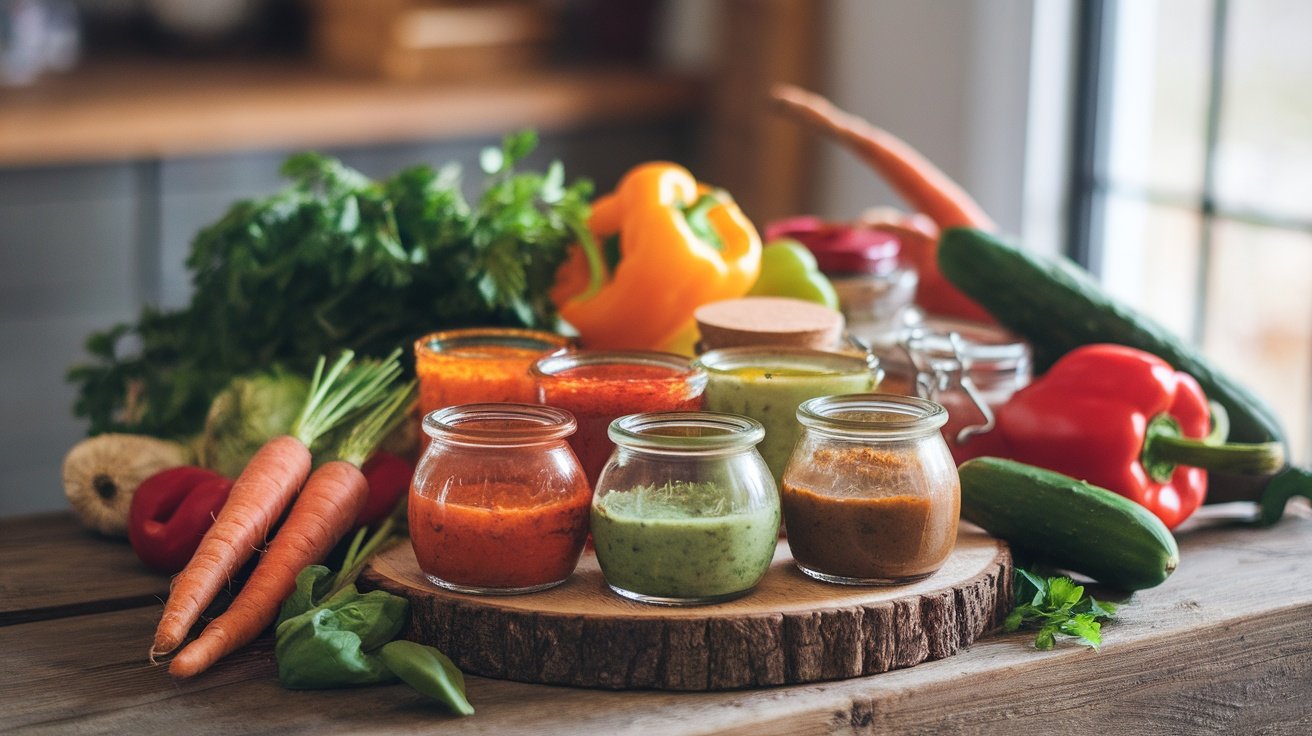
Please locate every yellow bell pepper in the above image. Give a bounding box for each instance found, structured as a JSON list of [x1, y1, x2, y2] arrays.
[[551, 162, 762, 351]]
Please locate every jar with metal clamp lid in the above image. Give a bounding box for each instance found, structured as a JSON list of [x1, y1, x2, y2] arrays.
[[898, 321, 1032, 462]]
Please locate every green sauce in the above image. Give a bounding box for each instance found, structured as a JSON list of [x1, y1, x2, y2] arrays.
[[592, 482, 780, 601], [704, 366, 874, 484]]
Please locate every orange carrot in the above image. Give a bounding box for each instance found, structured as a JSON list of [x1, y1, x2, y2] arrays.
[[151, 435, 310, 657], [769, 84, 996, 230], [150, 350, 403, 659], [769, 84, 997, 323], [168, 459, 369, 678]]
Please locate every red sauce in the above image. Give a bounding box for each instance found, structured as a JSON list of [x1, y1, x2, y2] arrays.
[[409, 480, 592, 590], [537, 363, 704, 485]]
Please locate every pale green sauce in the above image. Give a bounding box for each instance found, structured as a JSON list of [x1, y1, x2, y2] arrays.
[[592, 483, 779, 599], [704, 366, 874, 484]]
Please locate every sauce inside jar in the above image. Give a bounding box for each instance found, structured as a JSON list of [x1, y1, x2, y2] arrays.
[[414, 328, 570, 418], [534, 352, 706, 485], [694, 347, 879, 485], [410, 480, 591, 590], [409, 404, 591, 594], [781, 448, 958, 581], [591, 481, 779, 601], [781, 395, 960, 585]]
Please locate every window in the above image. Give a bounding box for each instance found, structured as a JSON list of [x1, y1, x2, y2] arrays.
[[1072, 0, 1312, 461]]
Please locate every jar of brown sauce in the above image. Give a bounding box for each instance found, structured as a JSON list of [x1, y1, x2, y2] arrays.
[[781, 394, 959, 585]]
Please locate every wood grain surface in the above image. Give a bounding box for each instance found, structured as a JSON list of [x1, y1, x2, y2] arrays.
[[2, 506, 1309, 734], [0, 513, 170, 626], [361, 530, 1011, 690], [0, 60, 703, 167]]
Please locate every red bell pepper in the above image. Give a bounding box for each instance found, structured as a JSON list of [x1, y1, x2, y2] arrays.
[[356, 450, 414, 529], [128, 466, 234, 574], [960, 344, 1284, 529]]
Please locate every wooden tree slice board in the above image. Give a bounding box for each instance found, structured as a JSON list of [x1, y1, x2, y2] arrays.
[[361, 529, 1012, 691]]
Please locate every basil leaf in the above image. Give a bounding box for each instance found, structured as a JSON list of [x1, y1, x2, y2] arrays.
[[275, 607, 396, 689], [380, 640, 475, 716], [278, 565, 335, 627], [274, 587, 410, 689]]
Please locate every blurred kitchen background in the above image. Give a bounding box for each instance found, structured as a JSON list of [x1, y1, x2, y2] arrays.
[[1, 0, 1308, 515]]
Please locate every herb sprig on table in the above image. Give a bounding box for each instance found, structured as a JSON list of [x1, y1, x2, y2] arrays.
[[69, 131, 591, 438], [1005, 568, 1118, 651]]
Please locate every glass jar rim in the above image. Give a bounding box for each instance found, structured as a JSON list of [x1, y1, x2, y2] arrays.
[[532, 350, 705, 382], [693, 345, 879, 378], [422, 402, 576, 445], [904, 320, 1030, 373], [796, 393, 947, 439], [415, 327, 571, 358], [608, 411, 765, 454]]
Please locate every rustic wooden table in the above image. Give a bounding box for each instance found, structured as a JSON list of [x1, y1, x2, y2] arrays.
[[3, 506, 1310, 735]]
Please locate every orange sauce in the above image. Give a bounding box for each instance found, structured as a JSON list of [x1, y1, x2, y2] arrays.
[[409, 480, 592, 589], [416, 343, 550, 418]]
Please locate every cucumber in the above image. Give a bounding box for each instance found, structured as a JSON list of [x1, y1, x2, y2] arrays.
[[937, 227, 1286, 449], [959, 457, 1179, 591]]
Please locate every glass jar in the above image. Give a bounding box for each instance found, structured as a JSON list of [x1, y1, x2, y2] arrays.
[[409, 403, 592, 595], [765, 216, 919, 347], [592, 411, 780, 605], [693, 347, 882, 486], [414, 328, 571, 418], [900, 322, 1032, 462], [533, 351, 707, 486], [781, 394, 959, 585]]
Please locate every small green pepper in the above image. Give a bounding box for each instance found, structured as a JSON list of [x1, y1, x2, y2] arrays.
[[746, 239, 840, 308]]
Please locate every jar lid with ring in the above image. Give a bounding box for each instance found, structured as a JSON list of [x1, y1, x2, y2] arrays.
[[890, 320, 1032, 457]]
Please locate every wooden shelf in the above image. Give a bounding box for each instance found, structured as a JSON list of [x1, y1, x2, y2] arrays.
[[0, 58, 705, 167]]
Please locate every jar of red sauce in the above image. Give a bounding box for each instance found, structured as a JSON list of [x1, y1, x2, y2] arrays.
[[414, 328, 571, 418], [409, 403, 592, 595], [781, 394, 959, 585], [532, 351, 707, 486]]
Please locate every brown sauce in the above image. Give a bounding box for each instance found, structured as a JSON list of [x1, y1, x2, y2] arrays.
[[781, 447, 958, 581]]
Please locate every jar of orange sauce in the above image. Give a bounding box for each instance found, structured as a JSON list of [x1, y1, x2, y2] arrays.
[[414, 328, 571, 418], [410, 403, 592, 594]]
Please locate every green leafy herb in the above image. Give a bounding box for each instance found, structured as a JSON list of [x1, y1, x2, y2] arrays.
[[69, 131, 591, 438], [273, 516, 473, 714], [1004, 568, 1118, 651], [380, 640, 475, 716], [274, 578, 407, 689]]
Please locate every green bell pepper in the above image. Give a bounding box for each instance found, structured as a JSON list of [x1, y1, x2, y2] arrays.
[[746, 239, 840, 308]]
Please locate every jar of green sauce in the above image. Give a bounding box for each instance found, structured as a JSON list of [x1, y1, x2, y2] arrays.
[[692, 347, 882, 485], [591, 411, 780, 605]]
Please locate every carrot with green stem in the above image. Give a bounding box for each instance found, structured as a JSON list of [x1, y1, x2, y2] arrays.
[[169, 381, 416, 678], [769, 83, 997, 323], [151, 350, 403, 659]]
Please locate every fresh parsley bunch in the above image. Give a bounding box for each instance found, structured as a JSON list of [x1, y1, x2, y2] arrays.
[[69, 131, 591, 438], [1005, 568, 1118, 650]]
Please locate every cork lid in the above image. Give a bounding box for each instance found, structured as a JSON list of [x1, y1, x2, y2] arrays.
[[694, 297, 845, 351]]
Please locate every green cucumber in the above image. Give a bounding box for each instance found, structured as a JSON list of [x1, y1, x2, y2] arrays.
[[937, 227, 1285, 449], [959, 457, 1179, 591]]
